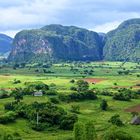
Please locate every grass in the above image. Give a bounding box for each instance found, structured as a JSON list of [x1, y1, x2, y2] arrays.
[[0, 61, 140, 139]]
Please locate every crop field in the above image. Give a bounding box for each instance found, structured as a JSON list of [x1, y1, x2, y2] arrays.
[[0, 61, 140, 140]]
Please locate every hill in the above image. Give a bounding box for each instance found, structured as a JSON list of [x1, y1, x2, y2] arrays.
[[8, 25, 103, 63], [0, 34, 13, 57], [103, 18, 140, 62]]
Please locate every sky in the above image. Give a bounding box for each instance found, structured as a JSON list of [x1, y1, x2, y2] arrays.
[[0, 0, 140, 37]]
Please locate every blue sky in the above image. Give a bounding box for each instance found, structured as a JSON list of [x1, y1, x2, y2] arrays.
[[0, 0, 140, 37]]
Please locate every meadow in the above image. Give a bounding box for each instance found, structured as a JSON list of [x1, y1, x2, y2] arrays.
[[0, 61, 140, 140]]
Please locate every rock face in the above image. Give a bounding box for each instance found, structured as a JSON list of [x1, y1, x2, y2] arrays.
[[104, 19, 140, 62], [0, 34, 13, 55], [8, 25, 103, 63]]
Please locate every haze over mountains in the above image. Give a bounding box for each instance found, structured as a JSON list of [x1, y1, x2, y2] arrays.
[[0, 34, 13, 57], [1, 18, 140, 62]]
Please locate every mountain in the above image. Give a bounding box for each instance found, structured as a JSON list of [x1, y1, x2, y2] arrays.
[[0, 34, 13, 57], [8, 25, 103, 63], [103, 18, 140, 62]]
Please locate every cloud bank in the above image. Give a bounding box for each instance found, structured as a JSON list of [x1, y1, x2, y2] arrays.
[[0, 0, 140, 37]]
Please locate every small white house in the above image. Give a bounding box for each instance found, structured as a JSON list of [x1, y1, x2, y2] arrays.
[[33, 91, 43, 97]]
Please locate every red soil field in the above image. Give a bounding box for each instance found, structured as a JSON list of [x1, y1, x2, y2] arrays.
[[125, 104, 140, 112], [84, 78, 105, 83]]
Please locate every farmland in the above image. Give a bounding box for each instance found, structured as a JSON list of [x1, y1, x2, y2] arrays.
[[0, 61, 140, 140]]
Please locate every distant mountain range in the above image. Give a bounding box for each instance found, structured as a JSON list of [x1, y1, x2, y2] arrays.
[[1, 18, 140, 63], [0, 34, 13, 58]]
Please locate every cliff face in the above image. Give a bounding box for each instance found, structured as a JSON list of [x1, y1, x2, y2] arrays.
[[103, 19, 140, 62], [8, 25, 103, 63]]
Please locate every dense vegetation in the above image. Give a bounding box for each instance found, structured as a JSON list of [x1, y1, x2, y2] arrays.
[[0, 61, 139, 139], [8, 25, 103, 63], [104, 19, 140, 62], [2, 18, 139, 63]]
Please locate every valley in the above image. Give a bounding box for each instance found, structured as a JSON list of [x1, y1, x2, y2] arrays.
[[0, 61, 140, 139]]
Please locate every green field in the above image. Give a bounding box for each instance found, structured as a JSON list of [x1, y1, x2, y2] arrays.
[[0, 61, 140, 140]]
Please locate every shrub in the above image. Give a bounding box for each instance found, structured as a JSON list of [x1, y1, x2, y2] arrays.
[[0, 111, 17, 124], [13, 79, 21, 84], [58, 94, 70, 102], [0, 90, 10, 99], [46, 90, 58, 95], [108, 114, 123, 126], [100, 100, 108, 111], [49, 97, 60, 104], [60, 114, 78, 130], [69, 90, 97, 101], [76, 80, 89, 92], [70, 79, 75, 83], [70, 87, 77, 91], [4, 102, 15, 111], [103, 126, 133, 140], [113, 92, 131, 101], [30, 121, 46, 131]]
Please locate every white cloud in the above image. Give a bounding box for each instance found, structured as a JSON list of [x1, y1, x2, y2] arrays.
[[1, 0, 140, 37], [0, 0, 69, 34], [1, 30, 21, 38], [91, 21, 121, 33]]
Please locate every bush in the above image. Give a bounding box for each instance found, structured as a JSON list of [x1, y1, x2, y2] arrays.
[[46, 90, 58, 95], [100, 100, 108, 111], [0, 90, 10, 99], [4, 102, 15, 111], [58, 94, 70, 102], [113, 92, 131, 101], [70, 79, 75, 83], [108, 114, 123, 126], [103, 126, 133, 140], [49, 97, 60, 104], [30, 121, 46, 131], [70, 86, 77, 91], [13, 79, 21, 84], [0, 111, 17, 124], [25, 82, 49, 91], [76, 80, 89, 92], [69, 90, 97, 101], [60, 114, 78, 130], [98, 90, 113, 96]]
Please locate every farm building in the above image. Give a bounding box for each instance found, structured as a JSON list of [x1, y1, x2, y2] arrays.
[[33, 91, 43, 96], [131, 116, 140, 125]]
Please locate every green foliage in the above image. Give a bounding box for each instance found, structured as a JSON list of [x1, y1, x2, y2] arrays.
[[0, 130, 22, 140], [76, 80, 89, 92], [108, 114, 123, 126], [104, 19, 140, 62], [70, 105, 80, 114], [113, 88, 137, 101], [103, 126, 133, 140], [0, 111, 17, 124], [12, 88, 23, 103], [74, 122, 85, 140], [25, 81, 49, 91], [85, 121, 97, 140], [69, 90, 97, 101], [100, 99, 108, 111], [49, 97, 60, 104], [60, 114, 78, 130], [8, 25, 103, 63], [0, 90, 9, 99]]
